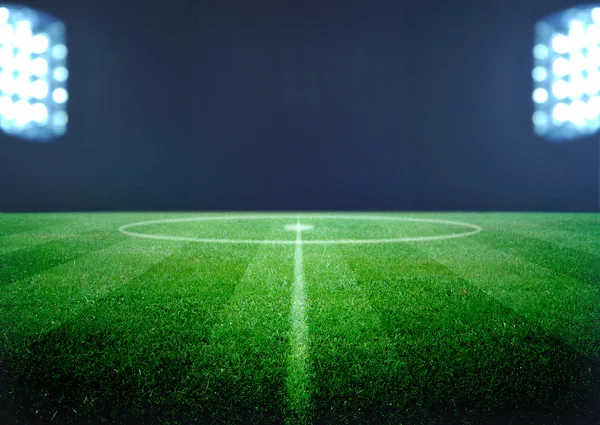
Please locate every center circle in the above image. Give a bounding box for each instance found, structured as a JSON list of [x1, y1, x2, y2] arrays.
[[118, 214, 482, 245]]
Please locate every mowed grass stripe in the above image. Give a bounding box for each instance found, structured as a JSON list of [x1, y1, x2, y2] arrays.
[[341, 239, 596, 423], [0, 212, 202, 255], [467, 217, 600, 287], [411, 212, 600, 272], [303, 242, 391, 425], [378, 215, 600, 357], [486, 213, 600, 257], [202, 229, 292, 424], [0, 212, 184, 285], [0, 213, 134, 254], [0, 216, 85, 255], [515, 223, 600, 258], [0, 240, 259, 424], [378, 213, 599, 354], [0, 213, 77, 239], [0, 238, 184, 339], [0, 234, 186, 418], [0, 233, 125, 285], [407, 223, 600, 358]]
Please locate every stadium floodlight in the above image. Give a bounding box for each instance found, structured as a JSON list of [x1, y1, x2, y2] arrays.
[[533, 5, 600, 141], [533, 4, 600, 209], [0, 4, 68, 142]]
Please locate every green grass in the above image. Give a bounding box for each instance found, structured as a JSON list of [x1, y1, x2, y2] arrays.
[[0, 212, 598, 424]]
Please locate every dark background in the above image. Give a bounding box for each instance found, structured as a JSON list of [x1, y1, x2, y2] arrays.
[[0, 0, 598, 211]]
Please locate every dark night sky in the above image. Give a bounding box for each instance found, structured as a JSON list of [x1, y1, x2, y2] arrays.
[[0, 0, 598, 211]]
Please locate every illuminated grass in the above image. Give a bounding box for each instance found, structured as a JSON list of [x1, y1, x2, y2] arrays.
[[0, 212, 598, 424]]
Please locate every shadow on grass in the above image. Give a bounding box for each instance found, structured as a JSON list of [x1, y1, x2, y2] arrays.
[[316, 243, 600, 425], [0, 232, 125, 285], [480, 230, 600, 287], [0, 316, 287, 424], [309, 318, 600, 425]]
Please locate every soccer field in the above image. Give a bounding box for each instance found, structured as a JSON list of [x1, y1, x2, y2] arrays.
[[0, 212, 599, 424]]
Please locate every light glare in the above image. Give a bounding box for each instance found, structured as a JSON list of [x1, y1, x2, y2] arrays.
[[587, 45, 600, 68], [533, 44, 549, 59], [0, 71, 13, 94], [0, 95, 12, 116], [588, 95, 600, 114], [0, 8, 8, 24], [552, 79, 570, 99], [570, 99, 587, 124], [53, 66, 68, 82], [13, 21, 32, 50], [31, 79, 48, 99], [570, 74, 587, 98], [13, 51, 31, 72], [570, 52, 587, 73], [551, 34, 570, 54], [552, 57, 570, 77], [13, 99, 31, 126], [567, 21, 587, 50], [31, 102, 48, 123], [552, 103, 570, 123], [31, 57, 48, 77], [533, 88, 549, 103], [30, 33, 49, 54], [52, 87, 68, 103], [52, 110, 68, 127], [532, 66, 547, 82], [52, 44, 67, 59], [14, 75, 31, 99], [586, 71, 600, 94], [0, 24, 14, 45], [532, 111, 549, 126], [587, 24, 600, 45]]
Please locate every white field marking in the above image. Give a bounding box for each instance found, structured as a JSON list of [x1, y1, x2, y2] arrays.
[[285, 223, 314, 232], [118, 214, 482, 245], [287, 217, 310, 423]]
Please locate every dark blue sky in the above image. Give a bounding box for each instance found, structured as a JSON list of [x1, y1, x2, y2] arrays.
[[0, 0, 598, 211]]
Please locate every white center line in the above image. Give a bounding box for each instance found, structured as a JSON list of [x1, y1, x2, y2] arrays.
[[286, 217, 311, 424]]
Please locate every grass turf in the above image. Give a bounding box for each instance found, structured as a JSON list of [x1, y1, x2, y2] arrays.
[[0, 212, 598, 424]]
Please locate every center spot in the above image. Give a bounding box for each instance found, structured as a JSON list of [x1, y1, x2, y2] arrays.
[[285, 223, 314, 232]]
